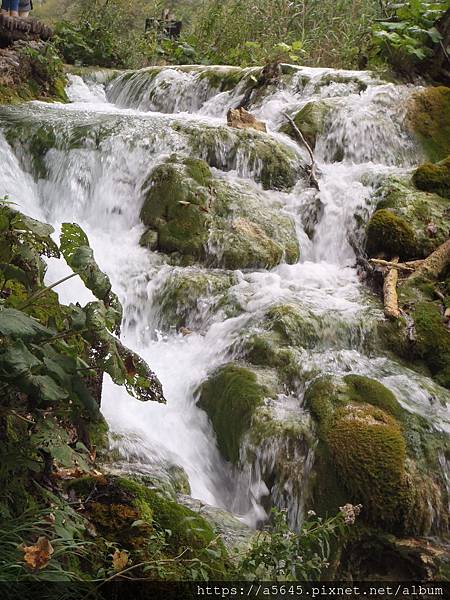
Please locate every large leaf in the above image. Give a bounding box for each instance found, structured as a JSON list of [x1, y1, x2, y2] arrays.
[[9, 210, 59, 259], [60, 223, 122, 331], [0, 308, 53, 340], [83, 301, 165, 403]]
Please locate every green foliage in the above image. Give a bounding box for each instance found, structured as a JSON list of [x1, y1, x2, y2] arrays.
[[54, 0, 155, 69], [237, 508, 347, 580], [186, 0, 380, 68], [372, 1, 448, 61]]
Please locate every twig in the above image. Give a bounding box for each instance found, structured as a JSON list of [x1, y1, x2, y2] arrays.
[[369, 258, 417, 272], [282, 111, 319, 189]]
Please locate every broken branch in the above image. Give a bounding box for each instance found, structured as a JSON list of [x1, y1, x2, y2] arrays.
[[282, 111, 319, 189], [383, 256, 400, 319]]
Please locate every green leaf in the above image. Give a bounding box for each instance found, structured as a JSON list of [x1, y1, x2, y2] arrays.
[[0, 308, 53, 340], [60, 223, 122, 330], [0, 338, 42, 377], [0, 263, 30, 288], [82, 301, 164, 403], [427, 26, 443, 43]]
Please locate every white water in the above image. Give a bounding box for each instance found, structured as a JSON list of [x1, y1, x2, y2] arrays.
[[0, 64, 449, 527]]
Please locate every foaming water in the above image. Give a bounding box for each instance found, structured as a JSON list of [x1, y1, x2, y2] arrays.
[[0, 65, 448, 529]]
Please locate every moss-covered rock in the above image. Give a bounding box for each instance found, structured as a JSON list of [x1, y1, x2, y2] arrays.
[[305, 375, 448, 534], [366, 208, 418, 260], [196, 364, 276, 464], [413, 156, 450, 199], [152, 267, 236, 330], [280, 100, 332, 148], [68, 475, 230, 577], [366, 175, 450, 259], [172, 121, 298, 191], [407, 86, 450, 162], [140, 155, 300, 269]]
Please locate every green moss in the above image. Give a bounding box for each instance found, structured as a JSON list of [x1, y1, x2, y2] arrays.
[[407, 86, 450, 162], [343, 375, 403, 419], [366, 208, 418, 260], [372, 175, 450, 257], [183, 157, 212, 186], [68, 475, 229, 574], [413, 301, 450, 386], [412, 157, 450, 199], [140, 156, 299, 269], [329, 403, 408, 527], [198, 68, 246, 92], [197, 364, 274, 464], [140, 160, 210, 259], [280, 100, 331, 148], [153, 268, 234, 329]]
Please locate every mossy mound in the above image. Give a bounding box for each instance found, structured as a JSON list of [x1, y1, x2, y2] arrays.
[[366, 209, 418, 260], [413, 156, 450, 199], [68, 475, 229, 577], [196, 364, 276, 464], [280, 100, 332, 148], [305, 375, 448, 534], [407, 86, 450, 162], [140, 155, 299, 269], [366, 176, 450, 259]]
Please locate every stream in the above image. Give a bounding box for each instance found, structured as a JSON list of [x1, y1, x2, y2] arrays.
[[0, 64, 448, 530]]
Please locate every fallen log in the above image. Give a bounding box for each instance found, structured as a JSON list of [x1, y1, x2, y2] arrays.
[[411, 238, 450, 281], [282, 111, 319, 189], [383, 256, 401, 319], [0, 14, 53, 47]]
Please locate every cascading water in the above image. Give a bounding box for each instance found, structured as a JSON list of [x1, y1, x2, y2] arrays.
[[0, 64, 449, 531]]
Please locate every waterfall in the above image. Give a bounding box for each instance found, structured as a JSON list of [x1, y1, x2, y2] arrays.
[[0, 64, 448, 530]]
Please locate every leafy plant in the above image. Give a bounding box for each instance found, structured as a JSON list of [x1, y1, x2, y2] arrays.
[[237, 507, 351, 581], [372, 1, 448, 61]]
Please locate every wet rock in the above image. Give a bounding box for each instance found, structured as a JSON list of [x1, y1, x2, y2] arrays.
[[172, 121, 299, 191], [407, 86, 450, 162], [151, 267, 236, 330], [140, 155, 300, 269], [280, 100, 333, 148], [366, 175, 450, 260], [179, 496, 257, 553], [227, 107, 267, 133], [413, 156, 450, 199], [196, 363, 277, 464], [305, 375, 449, 536]]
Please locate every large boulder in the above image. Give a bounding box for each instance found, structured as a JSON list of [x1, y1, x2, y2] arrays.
[[196, 363, 276, 464], [140, 155, 300, 269], [407, 86, 450, 162], [305, 375, 449, 535], [365, 175, 450, 260], [280, 100, 334, 148]]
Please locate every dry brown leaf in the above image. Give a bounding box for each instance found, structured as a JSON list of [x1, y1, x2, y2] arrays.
[[112, 549, 129, 572], [23, 536, 54, 570], [52, 467, 85, 480]]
